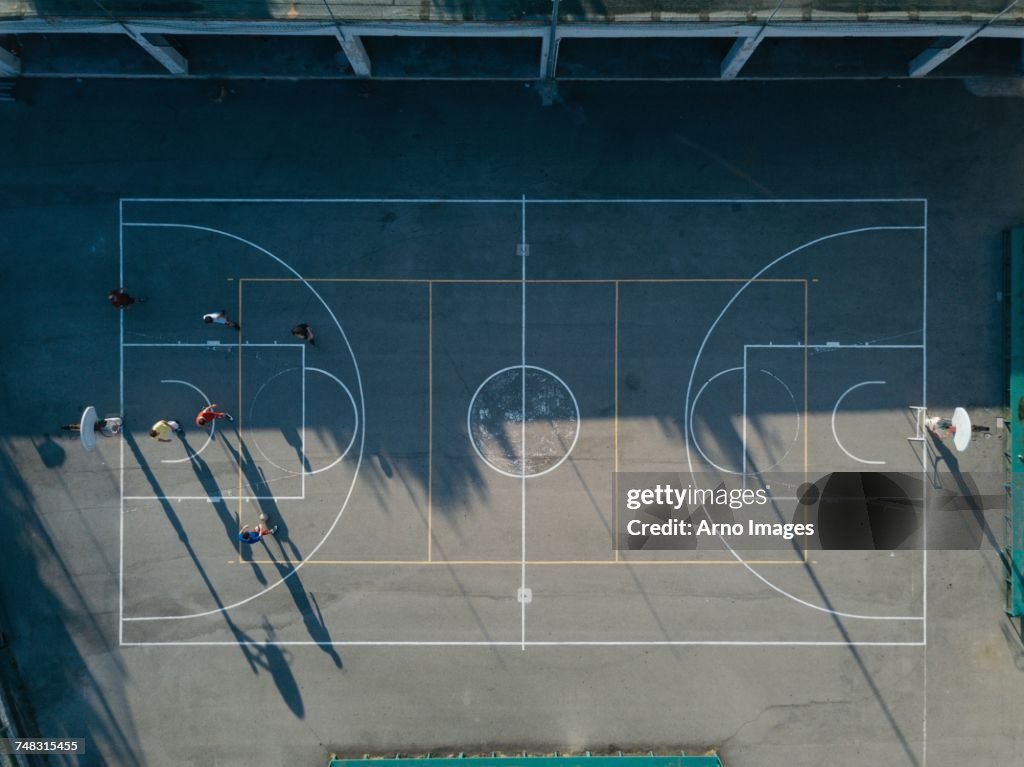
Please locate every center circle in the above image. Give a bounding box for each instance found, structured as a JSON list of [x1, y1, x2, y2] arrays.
[[467, 365, 580, 478]]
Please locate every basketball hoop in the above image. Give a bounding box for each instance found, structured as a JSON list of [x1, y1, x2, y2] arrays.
[[924, 407, 973, 452], [79, 406, 98, 452], [951, 407, 971, 452]]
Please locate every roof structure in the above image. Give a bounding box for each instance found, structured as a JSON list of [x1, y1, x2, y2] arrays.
[[3, 0, 1023, 23]]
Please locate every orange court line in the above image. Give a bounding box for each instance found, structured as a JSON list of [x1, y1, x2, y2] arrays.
[[239, 277, 808, 284], [614, 280, 620, 562], [240, 559, 808, 566], [236, 275, 818, 568]]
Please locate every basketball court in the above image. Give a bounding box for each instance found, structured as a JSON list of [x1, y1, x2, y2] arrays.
[[116, 197, 928, 649]]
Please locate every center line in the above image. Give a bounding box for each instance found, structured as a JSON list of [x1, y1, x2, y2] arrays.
[[520, 194, 527, 651]]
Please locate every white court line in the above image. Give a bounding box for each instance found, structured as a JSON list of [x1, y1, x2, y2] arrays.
[[690, 366, 746, 476], [301, 344, 306, 498], [520, 194, 527, 652], [303, 368, 359, 474], [244, 366, 304, 477], [116, 200, 929, 644], [120, 639, 926, 647], [245, 365, 358, 478], [922, 200, 929, 643], [121, 197, 929, 204], [124, 342, 304, 348], [922, 199, 929, 767], [744, 344, 924, 349], [118, 198, 124, 646], [684, 224, 927, 622], [831, 381, 887, 466], [121, 221, 365, 623], [158, 379, 215, 464], [692, 363, 799, 477], [124, 496, 305, 502]]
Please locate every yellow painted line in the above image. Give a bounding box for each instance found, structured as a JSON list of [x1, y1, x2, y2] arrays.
[[242, 559, 807, 566], [238, 277, 808, 284]]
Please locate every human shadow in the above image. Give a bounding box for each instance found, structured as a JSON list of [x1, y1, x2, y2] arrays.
[[223, 436, 343, 668], [0, 440, 141, 767], [928, 432, 1003, 586], [739, 452, 921, 766], [34, 433, 66, 468], [123, 432, 307, 714], [282, 424, 312, 476], [260, 543, 343, 669], [179, 429, 242, 548]]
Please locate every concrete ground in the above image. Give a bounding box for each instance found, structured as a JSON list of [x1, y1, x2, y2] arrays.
[[0, 78, 1022, 767]]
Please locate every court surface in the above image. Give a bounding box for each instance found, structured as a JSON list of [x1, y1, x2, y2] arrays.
[[4, 79, 1024, 767], [118, 197, 928, 649]]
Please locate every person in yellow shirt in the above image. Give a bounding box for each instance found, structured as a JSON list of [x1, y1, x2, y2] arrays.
[[149, 419, 182, 442]]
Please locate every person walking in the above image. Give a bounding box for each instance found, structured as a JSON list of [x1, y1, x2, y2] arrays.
[[291, 323, 315, 345], [203, 310, 240, 330], [195, 404, 234, 428], [239, 515, 278, 544], [109, 288, 145, 309], [149, 419, 182, 442]]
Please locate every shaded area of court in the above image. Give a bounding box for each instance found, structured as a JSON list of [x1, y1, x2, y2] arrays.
[[1, 80, 1022, 767], [114, 199, 927, 653]]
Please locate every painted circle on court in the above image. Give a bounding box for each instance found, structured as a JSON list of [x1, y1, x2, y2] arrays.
[[690, 367, 800, 475], [468, 365, 580, 478], [247, 367, 305, 476], [248, 366, 358, 476], [303, 367, 359, 475]]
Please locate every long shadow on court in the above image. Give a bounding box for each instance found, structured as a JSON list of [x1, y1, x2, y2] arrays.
[[0, 440, 141, 767], [928, 434, 1003, 585], [223, 436, 344, 668], [124, 432, 310, 717], [283, 424, 312, 475], [741, 450, 922, 767], [179, 429, 241, 547]]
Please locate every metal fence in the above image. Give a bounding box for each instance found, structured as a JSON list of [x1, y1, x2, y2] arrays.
[[3, 0, 1022, 23]]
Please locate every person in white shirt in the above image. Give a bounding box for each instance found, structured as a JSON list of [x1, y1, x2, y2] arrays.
[[202, 309, 239, 330]]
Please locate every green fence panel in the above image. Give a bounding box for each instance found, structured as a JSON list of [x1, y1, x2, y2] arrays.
[[1005, 227, 1024, 616], [329, 756, 722, 767]]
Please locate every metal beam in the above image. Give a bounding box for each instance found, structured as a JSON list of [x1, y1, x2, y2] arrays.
[[8, 18, 1024, 40], [720, 34, 762, 79], [910, 0, 1019, 77], [334, 29, 371, 77], [542, 0, 560, 79], [124, 28, 188, 75], [908, 36, 973, 77], [0, 44, 21, 76], [538, 33, 550, 79]]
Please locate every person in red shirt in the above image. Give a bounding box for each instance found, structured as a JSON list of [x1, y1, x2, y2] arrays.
[[109, 288, 143, 309], [196, 404, 234, 428]]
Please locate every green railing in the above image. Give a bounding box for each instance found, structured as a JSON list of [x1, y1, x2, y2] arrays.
[[329, 754, 722, 767], [1005, 227, 1024, 617]]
